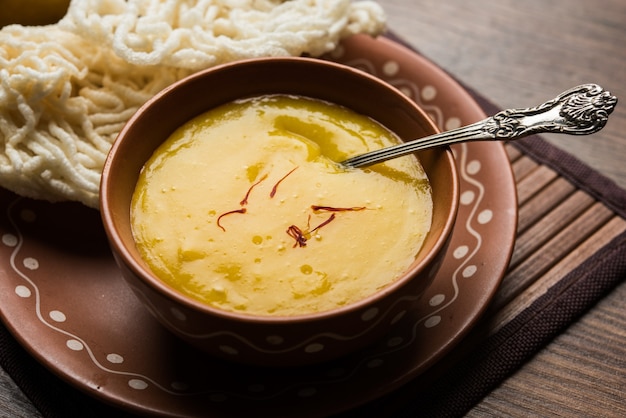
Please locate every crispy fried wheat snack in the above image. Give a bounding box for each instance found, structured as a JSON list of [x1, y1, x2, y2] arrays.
[[0, 0, 386, 208], [60, 0, 386, 70]]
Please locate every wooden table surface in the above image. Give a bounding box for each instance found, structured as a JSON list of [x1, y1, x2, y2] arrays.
[[1, 1, 624, 417], [378, 0, 626, 416]]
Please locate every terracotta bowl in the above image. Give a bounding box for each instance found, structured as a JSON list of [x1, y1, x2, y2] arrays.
[[100, 57, 459, 367]]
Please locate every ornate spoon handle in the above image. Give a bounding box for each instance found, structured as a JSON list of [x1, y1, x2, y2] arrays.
[[341, 84, 618, 169]]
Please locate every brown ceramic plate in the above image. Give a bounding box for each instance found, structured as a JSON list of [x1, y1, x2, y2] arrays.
[[0, 34, 517, 417]]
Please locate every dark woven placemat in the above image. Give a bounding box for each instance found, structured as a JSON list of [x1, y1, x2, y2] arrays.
[[338, 34, 626, 418], [337, 137, 626, 417], [1, 34, 624, 418]]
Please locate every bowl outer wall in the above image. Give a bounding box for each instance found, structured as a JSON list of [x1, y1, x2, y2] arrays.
[[100, 57, 459, 364]]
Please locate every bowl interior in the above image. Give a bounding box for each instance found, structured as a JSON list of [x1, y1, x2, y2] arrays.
[[100, 57, 458, 317]]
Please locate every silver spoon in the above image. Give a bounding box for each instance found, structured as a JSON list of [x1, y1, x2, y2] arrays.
[[340, 84, 618, 169]]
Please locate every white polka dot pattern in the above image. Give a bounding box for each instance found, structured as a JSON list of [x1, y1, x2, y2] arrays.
[[0, 41, 507, 408]]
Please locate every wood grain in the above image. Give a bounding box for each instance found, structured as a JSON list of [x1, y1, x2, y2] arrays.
[[0, 366, 40, 418], [469, 282, 626, 418], [379, 0, 626, 189], [378, 0, 626, 416], [380, 0, 626, 417]]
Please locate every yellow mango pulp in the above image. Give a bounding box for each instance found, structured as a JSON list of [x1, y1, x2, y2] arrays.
[[131, 95, 432, 316]]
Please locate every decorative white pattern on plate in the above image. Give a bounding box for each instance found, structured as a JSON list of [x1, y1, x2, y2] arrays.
[[0, 35, 515, 417], [1, 106, 484, 399]]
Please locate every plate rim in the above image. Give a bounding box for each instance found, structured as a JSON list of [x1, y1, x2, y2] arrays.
[[0, 33, 518, 417]]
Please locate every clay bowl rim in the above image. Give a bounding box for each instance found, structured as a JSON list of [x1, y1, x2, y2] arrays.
[[100, 56, 459, 326]]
